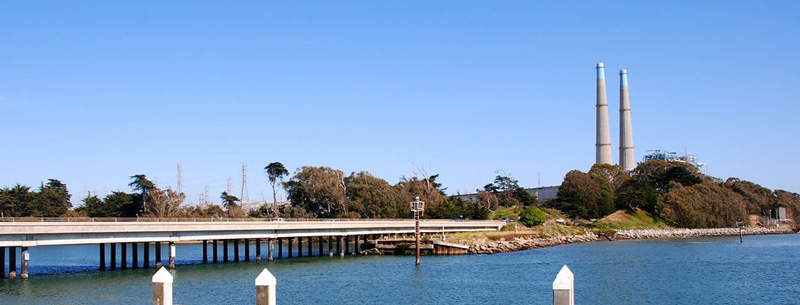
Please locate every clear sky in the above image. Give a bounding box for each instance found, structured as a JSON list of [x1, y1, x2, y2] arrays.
[[2, 1, 799, 206]]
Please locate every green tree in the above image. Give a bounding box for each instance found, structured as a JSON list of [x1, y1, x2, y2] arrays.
[[34, 179, 72, 216], [0, 184, 36, 217], [220, 191, 240, 209], [284, 166, 346, 218], [519, 205, 547, 227], [129, 174, 155, 215], [265, 162, 289, 218]]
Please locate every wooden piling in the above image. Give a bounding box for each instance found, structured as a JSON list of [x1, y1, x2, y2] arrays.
[[168, 242, 175, 269], [267, 239, 274, 261], [152, 267, 173, 305], [255, 268, 277, 305], [553, 265, 574, 305], [20, 247, 29, 279]]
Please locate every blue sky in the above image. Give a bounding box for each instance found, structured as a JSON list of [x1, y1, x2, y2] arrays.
[[2, 1, 799, 205]]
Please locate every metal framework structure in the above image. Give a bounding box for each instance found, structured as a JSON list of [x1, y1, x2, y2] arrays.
[[410, 196, 425, 265]]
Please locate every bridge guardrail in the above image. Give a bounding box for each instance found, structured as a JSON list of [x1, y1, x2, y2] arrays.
[[0, 217, 499, 223]]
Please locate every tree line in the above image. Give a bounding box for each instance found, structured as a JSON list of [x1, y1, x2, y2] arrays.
[[4, 160, 797, 229], [548, 160, 800, 228]]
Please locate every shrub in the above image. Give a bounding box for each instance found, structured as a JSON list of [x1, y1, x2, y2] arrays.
[[519, 206, 547, 227]]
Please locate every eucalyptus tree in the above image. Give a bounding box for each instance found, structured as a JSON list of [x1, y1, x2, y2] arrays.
[[264, 162, 289, 218]]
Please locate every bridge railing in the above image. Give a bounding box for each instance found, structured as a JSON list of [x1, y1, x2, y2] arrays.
[[0, 217, 493, 223]]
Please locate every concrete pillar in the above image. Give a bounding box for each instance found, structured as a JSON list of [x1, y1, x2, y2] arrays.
[[245, 239, 251, 262], [328, 236, 333, 257], [345, 236, 350, 255], [168, 242, 175, 269], [307, 237, 312, 257], [224, 240, 229, 262], [297, 237, 303, 258], [0, 246, 5, 278], [338, 236, 344, 257], [255, 268, 276, 305], [110, 243, 117, 270], [144, 242, 151, 268], [152, 267, 173, 305], [553, 265, 574, 305], [256, 239, 262, 261], [288, 238, 293, 258], [202, 240, 208, 263], [20, 247, 29, 279], [8, 246, 16, 279], [121, 243, 127, 269], [99, 243, 106, 270], [155, 242, 162, 268], [278, 238, 283, 258], [267, 239, 274, 261], [132, 243, 139, 269], [234, 240, 240, 262], [318, 237, 323, 257], [213, 240, 218, 263], [354, 235, 360, 254]]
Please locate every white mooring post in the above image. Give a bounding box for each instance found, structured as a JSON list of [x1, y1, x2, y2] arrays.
[[255, 268, 277, 305], [152, 267, 173, 305], [553, 265, 574, 305]]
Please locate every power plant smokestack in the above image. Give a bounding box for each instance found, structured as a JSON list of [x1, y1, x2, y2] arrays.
[[619, 69, 635, 171], [595, 62, 612, 165]]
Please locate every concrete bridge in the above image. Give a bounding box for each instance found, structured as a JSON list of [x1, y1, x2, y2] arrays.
[[0, 218, 504, 279]]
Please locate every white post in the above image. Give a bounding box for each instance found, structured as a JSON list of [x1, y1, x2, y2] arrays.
[[553, 265, 574, 305], [255, 268, 277, 305], [152, 267, 173, 305]]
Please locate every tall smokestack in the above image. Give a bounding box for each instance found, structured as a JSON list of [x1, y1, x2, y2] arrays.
[[619, 69, 635, 171], [596, 62, 612, 165]]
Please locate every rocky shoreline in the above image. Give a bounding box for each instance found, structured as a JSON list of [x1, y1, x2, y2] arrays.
[[465, 227, 793, 255]]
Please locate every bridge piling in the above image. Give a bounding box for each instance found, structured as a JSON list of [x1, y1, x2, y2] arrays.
[[155, 242, 162, 268], [354, 235, 359, 253], [256, 239, 262, 261], [245, 239, 250, 262], [338, 236, 344, 257], [267, 239, 274, 261], [318, 237, 323, 256], [224, 240, 229, 262], [202, 240, 208, 263], [168, 242, 175, 269], [1, 246, 5, 278], [99, 243, 106, 270], [288, 238, 294, 258], [121, 243, 127, 269], [110, 243, 117, 270], [278, 238, 283, 258], [307, 237, 312, 257], [345, 236, 350, 255], [132, 243, 139, 269], [298, 237, 303, 258], [212, 240, 218, 263], [20, 247, 29, 279], [144, 242, 151, 268], [8, 246, 16, 279], [234, 240, 240, 262], [328, 236, 333, 257]]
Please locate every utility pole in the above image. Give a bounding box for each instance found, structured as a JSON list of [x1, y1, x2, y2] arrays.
[[410, 196, 425, 266]]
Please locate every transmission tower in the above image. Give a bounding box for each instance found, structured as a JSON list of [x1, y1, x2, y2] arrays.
[[241, 163, 250, 205], [227, 177, 232, 194], [177, 163, 183, 194], [204, 184, 209, 205]]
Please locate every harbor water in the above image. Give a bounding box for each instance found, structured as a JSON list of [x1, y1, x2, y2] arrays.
[[1, 234, 798, 304]]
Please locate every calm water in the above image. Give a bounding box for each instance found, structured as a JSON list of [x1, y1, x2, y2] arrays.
[[1, 234, 798, 304]]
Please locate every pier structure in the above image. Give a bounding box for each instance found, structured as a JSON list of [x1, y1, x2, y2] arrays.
[[0, 219, 503, 278]]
